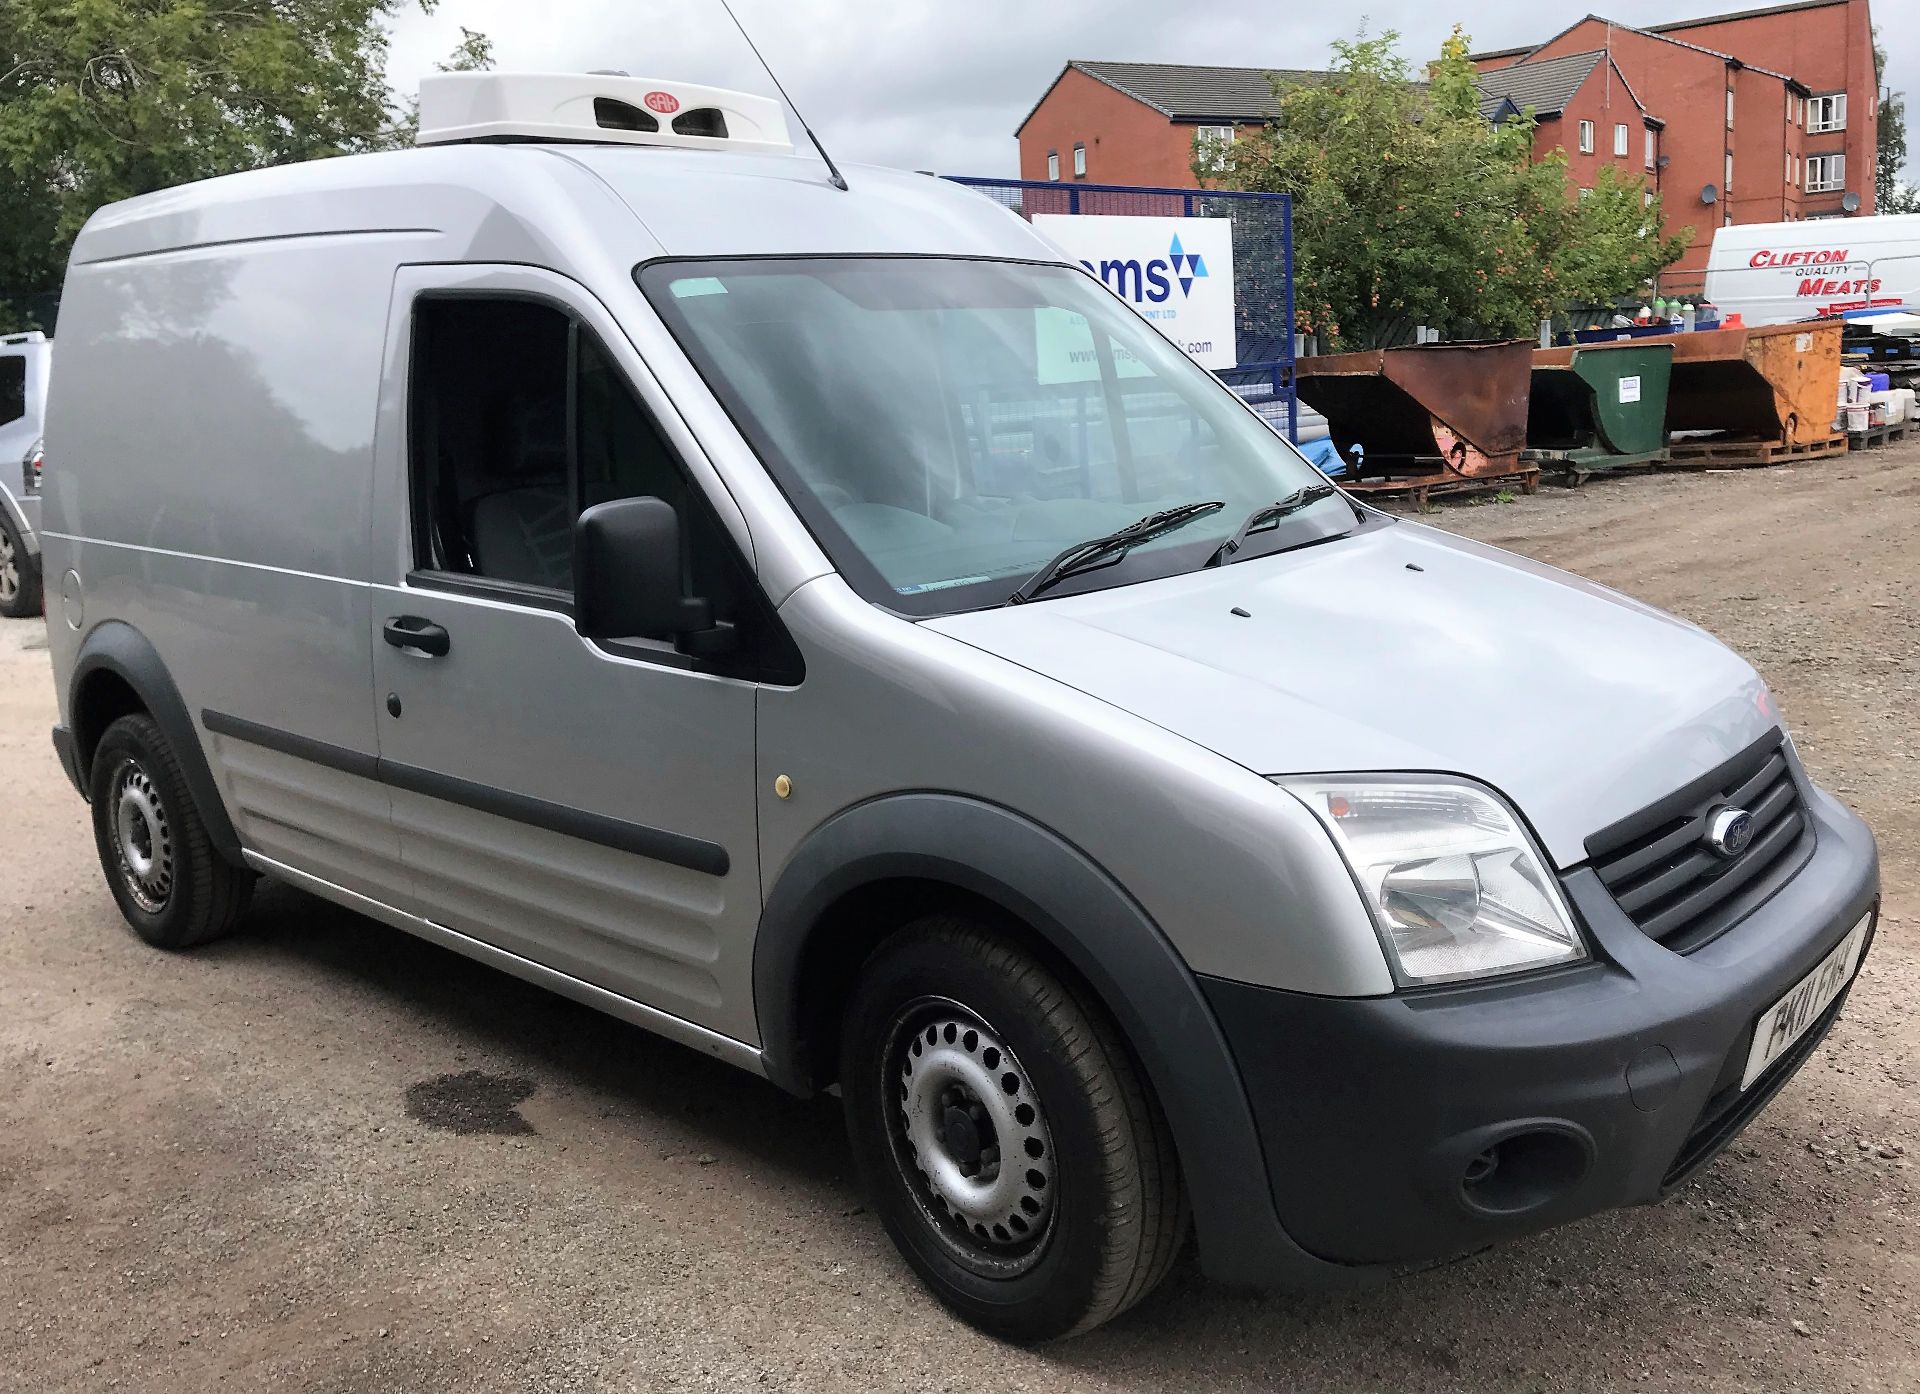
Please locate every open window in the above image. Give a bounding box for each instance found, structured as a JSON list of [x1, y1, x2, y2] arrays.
[[406, 294, 800, 680]]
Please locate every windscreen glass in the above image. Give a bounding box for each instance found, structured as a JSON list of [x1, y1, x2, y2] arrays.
[[640, 258, 1354, 614]]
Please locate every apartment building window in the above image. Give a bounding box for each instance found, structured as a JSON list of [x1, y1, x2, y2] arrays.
[[1613, 123, 1628, 157], [1806, 153, 1847, 192], [1073, 143, 1086, 177], [1725, 152, 1734, 192], [1645, 128, 1656, 168], [1047, 150, 1059, 181], [1577, 186, 1593, 201], [1808, 94, 1848, 133], [1726, 89, 1735, 129], [1194, 125, 1235, 175], [1788, 90, 1796, 123], [1578, 120, 1594, 154]]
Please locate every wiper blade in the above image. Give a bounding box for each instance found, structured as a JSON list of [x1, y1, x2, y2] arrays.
[[1008, 501, 1225, 604], [1205, 484, 1338, 567]]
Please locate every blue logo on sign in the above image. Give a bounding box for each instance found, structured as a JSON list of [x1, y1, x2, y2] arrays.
[[1167, 234, 1208, 296], [1081, 233, 1211, 306]]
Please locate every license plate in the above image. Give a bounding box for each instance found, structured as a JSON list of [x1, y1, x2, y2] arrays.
[[1740, 913, 1871, 1091]]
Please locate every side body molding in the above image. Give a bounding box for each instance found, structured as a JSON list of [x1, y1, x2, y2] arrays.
[[753, 792, 1351, 1289], [66, 620, 245, 865]]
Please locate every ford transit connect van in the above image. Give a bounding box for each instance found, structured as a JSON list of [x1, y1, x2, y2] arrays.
[[41, 73, 1880, 1340], [0, 330, 50, 617]]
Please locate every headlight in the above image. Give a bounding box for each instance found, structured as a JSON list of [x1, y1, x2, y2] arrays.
[[1279, 777, 1587, 987]]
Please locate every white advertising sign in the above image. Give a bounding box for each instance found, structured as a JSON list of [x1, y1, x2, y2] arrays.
[[1032, 214, 1238, 371]]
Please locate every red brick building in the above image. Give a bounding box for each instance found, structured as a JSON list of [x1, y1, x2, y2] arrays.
[[1015, 2, 1877, 293], [1474, 0, 1879, 290], [1016, 61, 1317, 189]]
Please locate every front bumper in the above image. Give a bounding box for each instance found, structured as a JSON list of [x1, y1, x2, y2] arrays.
[[1202, 783, 1879, 1269]]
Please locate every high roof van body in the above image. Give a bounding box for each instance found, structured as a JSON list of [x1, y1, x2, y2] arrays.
[[39, 74, 1880, 1340]]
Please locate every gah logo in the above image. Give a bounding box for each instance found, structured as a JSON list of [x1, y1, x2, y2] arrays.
[[1083, 235, 1211, 305], [643, 90, 681, 115]]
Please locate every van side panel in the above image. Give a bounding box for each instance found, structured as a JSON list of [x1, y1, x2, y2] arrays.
[[1704, 214, 1920, 325], [43, 234, 417, 904]]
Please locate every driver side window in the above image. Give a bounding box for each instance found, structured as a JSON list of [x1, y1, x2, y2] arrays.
[[408, 296, 709, 595], [406, 293, 799, 680]]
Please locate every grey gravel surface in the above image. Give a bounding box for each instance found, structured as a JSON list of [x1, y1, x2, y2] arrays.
[[0, 448, 1914, 1391]]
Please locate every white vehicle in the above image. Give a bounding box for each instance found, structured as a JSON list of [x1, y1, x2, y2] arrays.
[[0, 330, 51, 617], [1704, 215, 1920, 326]]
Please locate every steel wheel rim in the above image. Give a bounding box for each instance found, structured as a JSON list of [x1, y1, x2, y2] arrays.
[[110, 760, 173, 913], [0, 529, 16, 603], [884, 997, 1056, 1277]]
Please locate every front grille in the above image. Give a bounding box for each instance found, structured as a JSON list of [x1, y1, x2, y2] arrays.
[[1586, 731, 1813, 953]]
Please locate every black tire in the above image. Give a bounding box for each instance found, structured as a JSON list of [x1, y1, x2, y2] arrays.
[[0, 510, 40, 619], [840, 916, 1188, 1342], [88, 714, 252, 950]]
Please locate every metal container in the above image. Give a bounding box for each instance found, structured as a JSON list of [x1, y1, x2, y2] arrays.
[[1527, 342, 1674, 477], [1662, 321, 1844, 448], [1293, 340, 1534, 494]]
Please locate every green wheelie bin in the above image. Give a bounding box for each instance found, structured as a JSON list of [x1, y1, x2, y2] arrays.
[[1525, 341, 1673, 482]]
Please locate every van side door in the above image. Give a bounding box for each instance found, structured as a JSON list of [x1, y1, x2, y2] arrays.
[[367, 265, 794, 1050]]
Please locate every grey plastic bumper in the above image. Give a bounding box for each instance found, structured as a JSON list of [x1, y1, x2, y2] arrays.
[[1202, 784, 1879, 1272]]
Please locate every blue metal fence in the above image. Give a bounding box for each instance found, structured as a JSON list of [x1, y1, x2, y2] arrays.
[[942, 177, 1297, 442]]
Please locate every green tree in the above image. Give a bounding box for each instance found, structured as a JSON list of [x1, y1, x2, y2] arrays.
[[1203, 26, 1689, 350], [0, 0, 490, 329], [1873, 28, 1917, 214]]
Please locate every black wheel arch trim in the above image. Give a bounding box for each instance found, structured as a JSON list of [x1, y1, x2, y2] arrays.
[[752, 791, 1362, 1290], [67, 620, 245, 865]]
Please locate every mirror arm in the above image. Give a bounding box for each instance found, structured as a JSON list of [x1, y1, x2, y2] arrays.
[[679, 618, 738, 657]]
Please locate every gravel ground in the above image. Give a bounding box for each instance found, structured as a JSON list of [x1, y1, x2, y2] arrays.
[[0, 448, 1914, 1392]]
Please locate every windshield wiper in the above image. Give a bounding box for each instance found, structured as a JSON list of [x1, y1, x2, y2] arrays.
[[1008, 501, 1226, 604], [1204, 484, 1338, 567]]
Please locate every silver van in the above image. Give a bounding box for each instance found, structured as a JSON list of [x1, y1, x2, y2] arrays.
[[0, 329, 50, 617], [41, 73, 1880, 1340]]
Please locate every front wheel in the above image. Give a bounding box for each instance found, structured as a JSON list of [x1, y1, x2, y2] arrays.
[[840, 917, 1188, 1341]]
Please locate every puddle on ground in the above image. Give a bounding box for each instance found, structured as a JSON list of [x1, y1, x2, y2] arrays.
[[404, 1069, 537, 1135]]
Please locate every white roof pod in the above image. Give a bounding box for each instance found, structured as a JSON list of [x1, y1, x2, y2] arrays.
[[416, 71, 794, 155]]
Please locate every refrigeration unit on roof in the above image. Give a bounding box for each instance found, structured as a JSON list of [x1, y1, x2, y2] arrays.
[[415, 72, 794, 155]]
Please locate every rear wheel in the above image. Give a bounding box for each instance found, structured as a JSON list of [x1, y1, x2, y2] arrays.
[[88, 714, 252, 949], [840, 916, 1188, 1341], [0, 513, 40, 618]]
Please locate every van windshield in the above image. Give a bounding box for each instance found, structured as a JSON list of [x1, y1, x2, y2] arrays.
[[638, 257, 1356, 615]]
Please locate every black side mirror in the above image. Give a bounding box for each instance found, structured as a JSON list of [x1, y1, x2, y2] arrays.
[[573, 497, 732, 653]]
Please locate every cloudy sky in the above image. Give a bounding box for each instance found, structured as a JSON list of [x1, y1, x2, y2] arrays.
[[385, 1, 1917, 181]]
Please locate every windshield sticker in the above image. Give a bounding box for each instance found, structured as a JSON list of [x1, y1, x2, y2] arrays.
[[895, 575, 993, 595], [671, 277, 730, 299], [1034, 308, 1152, 385]]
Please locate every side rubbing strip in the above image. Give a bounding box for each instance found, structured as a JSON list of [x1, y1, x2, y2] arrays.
[[379, 758, 731, 876], [202, 708, 380, 780], [201, 709, 730, 878]]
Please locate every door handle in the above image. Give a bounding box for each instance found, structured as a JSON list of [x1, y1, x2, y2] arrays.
[[383, 616, 450, 657]]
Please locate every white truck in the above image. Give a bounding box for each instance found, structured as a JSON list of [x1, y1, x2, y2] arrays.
[[1704, 215, 1920, 326]]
